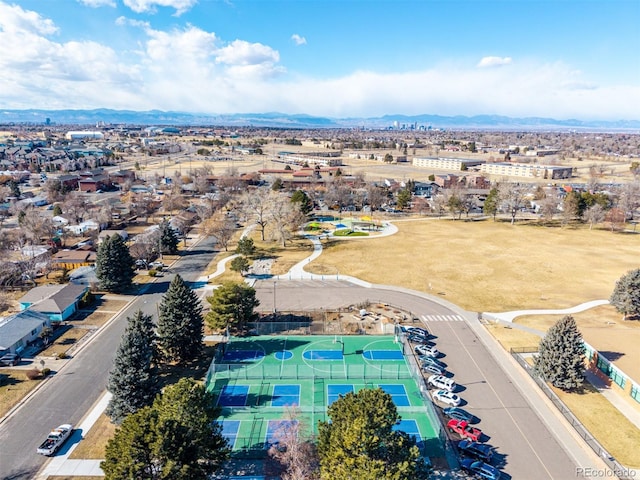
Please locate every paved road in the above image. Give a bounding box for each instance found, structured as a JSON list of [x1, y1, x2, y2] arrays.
[[0, 237, 217, 480], [254, 280, 584, 480]]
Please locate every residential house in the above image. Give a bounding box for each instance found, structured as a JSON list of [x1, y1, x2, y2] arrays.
[[434, 174, 462, 189], [97, 230, 128, 244], [51, 250, 97, 270], [78, 174, 111, 192], [412, 182, 436, 198], [19, 283, 88, 322], [0, 310, 52, 355]]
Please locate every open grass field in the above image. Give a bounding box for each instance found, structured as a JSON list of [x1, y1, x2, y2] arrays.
[[309, 218, 639, 313]]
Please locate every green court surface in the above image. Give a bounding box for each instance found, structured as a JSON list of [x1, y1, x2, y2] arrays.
[[206, 335, 445, 460]]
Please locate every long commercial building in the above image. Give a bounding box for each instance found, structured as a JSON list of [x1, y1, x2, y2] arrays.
[[412, 157, 485, 170], [480, 162, 572, 179]]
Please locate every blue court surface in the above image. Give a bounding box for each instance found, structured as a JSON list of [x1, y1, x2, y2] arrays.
[[327, 384, 354, 405], [223, 350, 265, 362], [394, 419, 422, 443], [362, 350, 405, 360], [271, 384, 300, 407], [218, 385, 249, 406], [220, 420, 240, 448], [303, 350, 343, 360], [265, 420, 298, 446], [274, 350, 293, 360], [379, 384, 411, 406]]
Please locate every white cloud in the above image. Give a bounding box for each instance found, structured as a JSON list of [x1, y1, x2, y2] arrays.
[[78, 0, 116, 7], [0, 2, 58, 35], [291, 34, 307, 46], [123, 0, 198, 15], [477, 56, 513, 68], [215, 40, 280, 66]]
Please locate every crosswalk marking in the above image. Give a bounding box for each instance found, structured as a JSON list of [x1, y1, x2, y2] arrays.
[[421, 314, 465, 322]]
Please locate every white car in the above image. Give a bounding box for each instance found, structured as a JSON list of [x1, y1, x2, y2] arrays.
[[427, 374, 456, 392], [431, 389, 461, 407], [422, 363, 445, 376], [415, 344, 439, 358]]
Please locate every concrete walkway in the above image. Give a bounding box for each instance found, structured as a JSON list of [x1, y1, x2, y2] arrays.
[[485, 299, 611, 322]]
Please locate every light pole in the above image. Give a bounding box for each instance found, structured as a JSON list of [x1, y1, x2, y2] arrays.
[[273, 281, 277, 316]]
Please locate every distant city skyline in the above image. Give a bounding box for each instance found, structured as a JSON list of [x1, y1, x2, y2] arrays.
[[1, 0, 638, 121]]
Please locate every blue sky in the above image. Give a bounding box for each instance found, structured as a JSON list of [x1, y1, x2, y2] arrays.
[[1, 0, 638, 120]]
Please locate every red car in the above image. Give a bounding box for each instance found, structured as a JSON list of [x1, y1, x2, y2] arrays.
[[447, 419, 482, 442]]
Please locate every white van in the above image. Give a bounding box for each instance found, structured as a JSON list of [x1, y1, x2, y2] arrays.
[[427, 374, 455, 392]]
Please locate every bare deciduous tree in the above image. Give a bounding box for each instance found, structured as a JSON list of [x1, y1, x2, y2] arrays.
[[269, 196, 306, 247], [203, 211, 236, 251], [267, 407, 319, 480], [242, 189, 273, 241], [498, 182, 529, 225], [584, 204, 606, 230]]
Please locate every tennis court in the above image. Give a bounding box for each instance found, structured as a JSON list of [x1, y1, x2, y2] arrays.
[[207, 335, 444, 460]]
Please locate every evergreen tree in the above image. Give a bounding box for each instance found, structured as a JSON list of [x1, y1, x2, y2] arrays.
[[102, 378, 229, 480], [483, 187, 499, 220], [236, 236, 256, 256], [205, 281, 259, 332], [534, 315, 585, 391], [157, 274, 203, 363], [230, 255, 250, 276], [106, 310, 159, 424], [96, 234, 135, 293], [317, 388, 429, 480], [158, 219, 179, 255], [8, 180, 21, 198], [610, 269, 640, 320], [396, 188, 412, 210], [291, 190, 313, 215]]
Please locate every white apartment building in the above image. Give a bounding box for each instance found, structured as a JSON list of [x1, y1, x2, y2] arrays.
[[412, 157, 485, 171], [480, 162, 572, 179]]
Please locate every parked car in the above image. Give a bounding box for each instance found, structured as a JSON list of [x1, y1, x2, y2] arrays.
[[402, 326, 429, 338], [459, 458, 501, 479], [415, 344, 439, 358], [0, 353, 21, 366], [431, 390, 460, 407], [420, 355, 446, 368], [427, 374, 456, 392], [447, 419, 482, 442], [443, 407, 475, 423], [148, 261, 166, 270], [422, 363, 445, 376], [458, 439, 493, 462], [408, 333, 433, 345]]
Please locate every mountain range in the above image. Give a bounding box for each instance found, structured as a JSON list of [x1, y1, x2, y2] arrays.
[[1, 109, 639, 131]]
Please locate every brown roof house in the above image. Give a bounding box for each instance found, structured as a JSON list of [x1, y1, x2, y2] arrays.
[[52, 250, 97, 270], [19, 283, 88, 322]]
